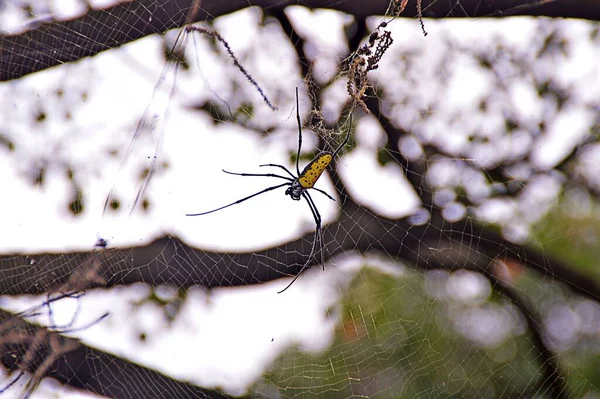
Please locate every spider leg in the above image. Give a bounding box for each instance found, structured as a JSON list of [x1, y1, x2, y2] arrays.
[[186, 182, 290, 216], [295, 87, 302, 177], [303, 191, 325, 270], [259, 163, 296, 179], [277, 191, 324, 294], [332, 112, 353, 158], [222, 169, 294, 182], [311, 187, 335, 201]]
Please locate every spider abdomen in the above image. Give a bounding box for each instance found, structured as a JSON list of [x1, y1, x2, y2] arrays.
[[298, 152, 333, 189]]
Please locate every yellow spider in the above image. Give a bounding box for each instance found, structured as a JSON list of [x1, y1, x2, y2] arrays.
[[187, 88, 351, 292]]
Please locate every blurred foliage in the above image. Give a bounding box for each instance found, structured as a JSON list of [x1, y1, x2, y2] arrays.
[[0, 134, 14, 151], [163, 37, 190, 70], [531, 190, 600, 281], [528, 190, 600, 394], [68, 187, 84, 215], [255, 265, 597, 398]]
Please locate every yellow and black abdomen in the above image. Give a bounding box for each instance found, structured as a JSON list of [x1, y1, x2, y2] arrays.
[[298, 152, 333, 189]]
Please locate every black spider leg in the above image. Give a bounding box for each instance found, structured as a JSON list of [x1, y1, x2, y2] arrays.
[[302, 191, 325, 271], [260, 164, 336, 201], [304, 191, 325, 270], [186, 182, 290, 216], [259, 163, 296, 179], [332, 112, 352, 158], [309, 186, 335, 202], [222, 169, 294, 182], [278, 190, 323, 294], [295, 87, 302, 176]]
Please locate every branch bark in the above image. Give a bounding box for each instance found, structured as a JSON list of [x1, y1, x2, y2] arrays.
[[1, 202, 598, 302], [486, 277, 568, 399], [0, 309, 233, 399], [2, 0, 599, 81]]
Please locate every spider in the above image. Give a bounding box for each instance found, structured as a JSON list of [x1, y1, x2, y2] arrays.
[[186, 88, 351, 293]]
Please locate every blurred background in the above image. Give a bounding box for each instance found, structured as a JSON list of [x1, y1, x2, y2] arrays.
[[0, 0, 599, 398]]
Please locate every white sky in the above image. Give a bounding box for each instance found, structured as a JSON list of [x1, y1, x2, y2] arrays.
[[0, 3, 598, 399]]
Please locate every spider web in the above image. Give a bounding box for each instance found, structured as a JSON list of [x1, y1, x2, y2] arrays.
[[0, 1, 599, 398]]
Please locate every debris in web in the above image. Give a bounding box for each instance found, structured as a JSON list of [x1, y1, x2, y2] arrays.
[[415, 0, 428, 36], [346, 0, 428, 113], [391, 0, 428, 36], [185, 25, 278, 111], [0, 249, 109, 399], [347, 22, 394, 113]]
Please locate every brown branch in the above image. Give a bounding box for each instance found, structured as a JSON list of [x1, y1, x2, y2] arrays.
[[486, 274, 568, 399], [1, 202, 598, 302], [0, 310, 232, 399], [2, 0, 600, 82]]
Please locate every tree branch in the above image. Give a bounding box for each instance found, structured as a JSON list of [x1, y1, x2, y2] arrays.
[[1, 200, 597, 303], [0, 309, 233, 399], [487, 275, 568, 399], [2, 0, 599, 82]]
